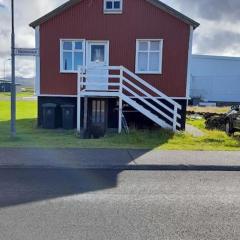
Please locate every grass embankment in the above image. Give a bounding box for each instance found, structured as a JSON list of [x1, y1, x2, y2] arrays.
[[188, 106, 230, 114], [0, 101, 239, 150]]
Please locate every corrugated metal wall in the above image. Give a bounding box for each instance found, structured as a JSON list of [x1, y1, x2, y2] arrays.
[[40, 0, 190, 97], [191, 55, 240, 102]]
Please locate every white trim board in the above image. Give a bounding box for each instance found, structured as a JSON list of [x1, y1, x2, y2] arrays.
[[37, 94, 188, 100], [35, 26, 40, 95], [38, 94, 77, 98]]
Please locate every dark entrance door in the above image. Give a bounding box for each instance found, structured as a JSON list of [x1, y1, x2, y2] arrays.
[[89, 99, 107, 130]]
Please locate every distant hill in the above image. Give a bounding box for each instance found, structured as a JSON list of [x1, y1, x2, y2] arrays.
[[5, 76, 34, 88], [17, 77, 34, 87]]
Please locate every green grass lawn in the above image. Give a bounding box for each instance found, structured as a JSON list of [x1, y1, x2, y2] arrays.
[[0, 88, 34, 100], [0, 100, 239, 150]]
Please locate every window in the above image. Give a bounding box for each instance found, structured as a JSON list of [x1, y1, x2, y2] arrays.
[[104, 0, 123, 13], [136, 40, 163, 74], [91, 45, 105, 62], [60, 40, 85, 72]]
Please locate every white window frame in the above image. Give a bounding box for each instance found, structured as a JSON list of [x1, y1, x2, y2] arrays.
[[135, 39, 163, 74], [104, 0, 123, 14], [60, 39, 86, 73]]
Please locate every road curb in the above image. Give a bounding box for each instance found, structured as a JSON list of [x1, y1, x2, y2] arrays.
[[0, 164, 240, 171]]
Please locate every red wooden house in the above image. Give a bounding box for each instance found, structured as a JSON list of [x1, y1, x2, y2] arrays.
[[30, 0, 199, 134]]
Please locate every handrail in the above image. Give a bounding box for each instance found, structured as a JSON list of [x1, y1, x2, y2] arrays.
[[80, 66, 121, 71], [121, 66, 182, 110], [77, 65, 182, 131], [122, 84, 181, 127], [81, 82, 120, 87], [123, 76, 181, 119]]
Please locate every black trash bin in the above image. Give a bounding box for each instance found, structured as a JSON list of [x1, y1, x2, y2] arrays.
[[42, 103, 57, 129], [61, 104, 75, 130]]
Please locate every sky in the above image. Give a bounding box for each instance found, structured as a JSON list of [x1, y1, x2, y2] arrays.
[[0, 0, 240, 79]]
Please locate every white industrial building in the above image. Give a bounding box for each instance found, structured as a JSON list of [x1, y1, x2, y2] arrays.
[[190, 54, 240, 104]]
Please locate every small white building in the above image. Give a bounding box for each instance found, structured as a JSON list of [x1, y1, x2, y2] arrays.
[[190, 54, 240, 104]]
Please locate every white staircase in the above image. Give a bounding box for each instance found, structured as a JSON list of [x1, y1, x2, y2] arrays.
[[77, 66, 182, 133]]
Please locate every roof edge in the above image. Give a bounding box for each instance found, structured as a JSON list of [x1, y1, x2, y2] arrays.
[[30, 0, 80, 28], [146, 0, 199, 29], [30, 0, 200, 29]]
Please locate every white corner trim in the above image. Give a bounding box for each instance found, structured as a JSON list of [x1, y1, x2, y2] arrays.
[[186, 26, 193, 99], [38, 94, 77, 98], [35, 26, 40, 95], [37, 94, 188, 100]]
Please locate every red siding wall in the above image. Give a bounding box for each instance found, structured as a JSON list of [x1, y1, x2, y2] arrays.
[[40, 0, 190, 97]]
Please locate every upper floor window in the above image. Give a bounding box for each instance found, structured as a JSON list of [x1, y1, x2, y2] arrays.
[[104, 0, 123, 14], [60, 39, 85, 73], [135, 39, 163, 74]]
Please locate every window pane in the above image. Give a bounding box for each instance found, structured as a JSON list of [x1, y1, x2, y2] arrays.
[[63, 41, 72, 50], [96, 101, 101, 123], [149, 52, 160, 72], [74, 52, 83, 70], [150, 41, 160, 51], [63, 52, 72, 71], [100, 101, 105, 124], [92, 100, 96, 123], [106, 1, 113, 9], [138, 41, 148, 51], [91, 45, 105, 62], [138, 52, 148, 72], [114, 1, 120, 9], [75, 41, 82, 50]]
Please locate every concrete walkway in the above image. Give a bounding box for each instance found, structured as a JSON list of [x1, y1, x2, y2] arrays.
[[185, 124, 204, 137], [0, 148, 240, 170]]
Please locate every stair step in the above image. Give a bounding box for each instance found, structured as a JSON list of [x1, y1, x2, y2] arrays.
[[122, 95, 172, 129]]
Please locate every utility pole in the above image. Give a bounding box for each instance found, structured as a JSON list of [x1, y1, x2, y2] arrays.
[[11, 0, 16, 137]]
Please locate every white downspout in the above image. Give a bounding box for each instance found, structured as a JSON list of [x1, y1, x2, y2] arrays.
[[186, 26, 194, 104], [77, 67, 81, 134]]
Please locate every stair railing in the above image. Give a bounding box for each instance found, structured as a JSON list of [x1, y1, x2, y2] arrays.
[[77, 65, 182, 131]]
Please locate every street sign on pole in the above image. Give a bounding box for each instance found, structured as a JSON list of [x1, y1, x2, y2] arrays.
[[14, 48, 39, 57]]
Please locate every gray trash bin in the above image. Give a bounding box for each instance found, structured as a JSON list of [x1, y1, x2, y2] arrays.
[[61, 104, 75, 130], [42, 103, 57, 129]]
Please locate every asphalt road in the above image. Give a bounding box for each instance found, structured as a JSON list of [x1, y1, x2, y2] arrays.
[[0, 169, 240, 240]]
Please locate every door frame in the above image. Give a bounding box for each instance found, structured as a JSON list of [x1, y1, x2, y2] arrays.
[[86, 40, 110, 67], [88, 98, 109, 130], [85, 40, 110, 91]]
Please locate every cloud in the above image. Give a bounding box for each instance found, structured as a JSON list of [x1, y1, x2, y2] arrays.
[[177, 0, 240, 22], [0, 0, 65, 79], [0, 0, 5, 8], [164, 0, 240, 56], [194, 30, 240, 56], [0, 0, 240, 79]]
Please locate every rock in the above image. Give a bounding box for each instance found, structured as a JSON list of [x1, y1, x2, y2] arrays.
[[205, 115, 226, 131]]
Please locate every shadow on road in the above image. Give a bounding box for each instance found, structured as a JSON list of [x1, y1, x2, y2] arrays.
[[0, 169, 122, 208], [0, 119, 175, 208]]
